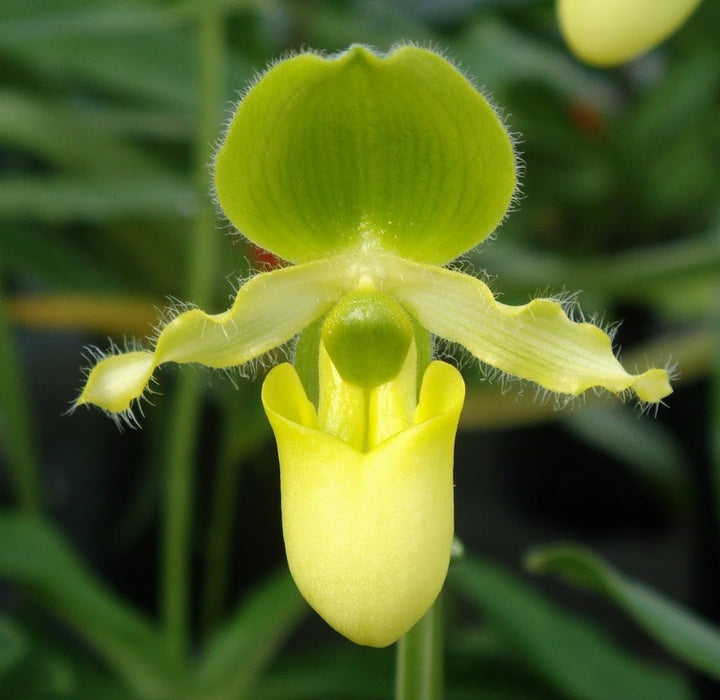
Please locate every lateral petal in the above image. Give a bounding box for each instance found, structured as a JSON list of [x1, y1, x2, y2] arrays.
[[75, 259, 352, 414], [387, 259, 672, 403]]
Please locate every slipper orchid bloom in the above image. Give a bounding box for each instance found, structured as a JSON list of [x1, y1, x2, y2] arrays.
[[75, 45, 672, 646]]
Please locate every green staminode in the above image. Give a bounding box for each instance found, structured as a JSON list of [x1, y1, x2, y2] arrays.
[[322, 289, 414, 389]]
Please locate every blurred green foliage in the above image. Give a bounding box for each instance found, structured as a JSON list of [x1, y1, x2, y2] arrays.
[[0, 0, 718, 698]]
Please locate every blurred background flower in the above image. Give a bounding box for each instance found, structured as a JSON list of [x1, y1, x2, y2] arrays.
[[557, 0, 703, 66]]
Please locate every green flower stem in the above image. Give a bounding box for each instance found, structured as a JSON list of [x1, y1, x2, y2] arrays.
[[161, 11, 224, 660], [395, 329, 443, 699], [0, 269, 41, 514], [200, 434, 243, 636], [486, 232, 720, 297], [161, 372, 203, 662], [200, 391, 268, 635], [188, 13, 224, 302], [395, 593, 444, 700], [712, 280, 720, 531]]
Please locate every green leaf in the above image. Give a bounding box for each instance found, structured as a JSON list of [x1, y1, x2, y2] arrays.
[[0, 90, 170, 176], [0, 613, 131, 699], [0, 650, 76, 698], [0, 614, 28, 677], [304, 1, 426, 55], [0, 513, 177, 698], [75, 102, 194, 141], [623, 51, 720, 150], [1, 229, 129, 292], [191, 569, 307, 700], [450, 556, 692, 700], [0, 0, 253, 109], [255, 641, 556, 699], [253, 646, 394, 699], [215, 44, 516, 264], [480, 230, 720, 302], [0, 176, 196, 223], [526, 543, 720, 681], [0, 0, 173, 35], [0, 4, 196, 109]]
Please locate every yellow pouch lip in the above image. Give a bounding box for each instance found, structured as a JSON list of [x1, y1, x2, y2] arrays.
[[262, 360, 465, 647], [262, 360, 465, 452]]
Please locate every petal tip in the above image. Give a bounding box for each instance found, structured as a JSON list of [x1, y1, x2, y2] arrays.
[[632, 367, 673, 404], [77, 350, 155, 415]]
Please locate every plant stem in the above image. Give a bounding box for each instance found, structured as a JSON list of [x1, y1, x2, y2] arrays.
[[162, 372, 203, 662], [188, 14, 224, 302], [200, 388, 268, 635], [395, 330, 444, 699], [712, 277, 720, 530], [0, 271, 41, 514], [161, 11, 224, 661], [394, 594, 444, 700], [200, 434, 242, 635]]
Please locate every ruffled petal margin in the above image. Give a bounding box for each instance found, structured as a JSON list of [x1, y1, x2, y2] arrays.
[[74, 259, 353, 415], [387, 258, 672, 403]]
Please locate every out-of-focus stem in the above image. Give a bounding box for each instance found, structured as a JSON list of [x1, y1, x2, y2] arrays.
[[0, 274, 41, 514], [161, 11, 224, 661], [395, 333, 443, 700], [711, 280, 720, 530]]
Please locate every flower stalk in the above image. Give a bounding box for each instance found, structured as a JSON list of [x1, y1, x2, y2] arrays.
[[161, 10, 224, 660], [395, 596, 444, 700], [0, 273, 41, 514]]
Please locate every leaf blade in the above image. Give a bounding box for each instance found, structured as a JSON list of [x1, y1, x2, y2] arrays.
[[526, 544, 720, 680], [450, 556, 692, 700], [0, 513, 177, 698], [192, 569, 307, 700]]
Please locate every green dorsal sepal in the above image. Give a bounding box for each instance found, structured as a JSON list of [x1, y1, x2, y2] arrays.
[[321, 290, 414, 389], [214, 45, 516, 264]]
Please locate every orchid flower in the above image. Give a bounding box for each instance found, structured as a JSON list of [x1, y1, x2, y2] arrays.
[[558, 0, 702, 66], [75, 45, 672, 647]]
